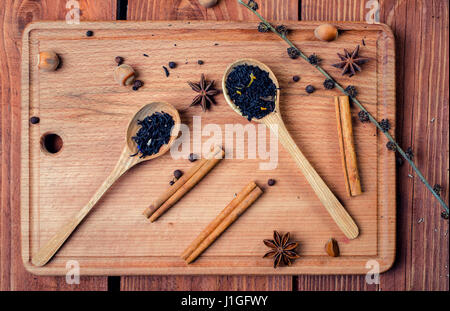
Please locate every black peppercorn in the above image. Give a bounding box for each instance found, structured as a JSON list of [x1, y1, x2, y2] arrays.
[[305, 85, 315, 94], [197, 60, 204, 65], [115, 56, 124, 65], [133, 80, 144, 89], [287, 47, 300, 59], [174, 170, 183, 179], [441, 211, 449, 220], [386, 141, 396, 151], [30, 116, 40, 124], [188, 153, 198, 162], [268, 179, 276, 186], [323, 79, 335, 90], [292, 75, 300, 82], [86, 30, 94, 37], [380, 119, 391, 132], [345, 85, 358, 97], [168, 62, 176, 69], [358, 110, 370, 123]]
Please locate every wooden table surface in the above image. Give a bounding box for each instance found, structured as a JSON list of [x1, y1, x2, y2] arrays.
[[1, 0, 448, 291]]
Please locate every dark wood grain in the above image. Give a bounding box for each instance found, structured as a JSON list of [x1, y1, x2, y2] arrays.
[[0, 0, 115, 291], [300, 0, 449, 291], [127, 0, 298, 21], [379, 0, 449, 291], [121, 0, 298, 291]]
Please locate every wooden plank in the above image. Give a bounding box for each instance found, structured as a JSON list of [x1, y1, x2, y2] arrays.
[[301, 0, 449, 291], [379, 0, 449, 291], [21, 21, 394, 276], [299, 0, 378, 292], [127, 0, 298, 21], [0, 0, 115, 290], [302, 0, 366, 22], [123, 0, 296, 291], [121, 275, 292, 291]]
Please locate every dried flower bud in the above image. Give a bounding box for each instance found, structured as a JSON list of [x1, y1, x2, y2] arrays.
[[247, 0, 259, 10], [257, 22, 270, 33], [433, 184, 442, 196], [287, 47, 300, 59], [307, 54, 320, 65], [405, 147, 414, 160], [386, 141, 397, 151], [380, 119, 391, 132], [358, 110, 370, 123], [323, 78, 335, 90], [345, 85, 358, 97], [275, 25, 288, 36]]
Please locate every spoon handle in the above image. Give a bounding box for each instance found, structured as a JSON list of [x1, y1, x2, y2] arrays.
[[31, 148, 137, 266], [263, 114, 359, 239]]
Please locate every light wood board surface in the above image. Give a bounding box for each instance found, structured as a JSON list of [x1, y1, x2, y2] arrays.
[[20, 21, 395, 275]]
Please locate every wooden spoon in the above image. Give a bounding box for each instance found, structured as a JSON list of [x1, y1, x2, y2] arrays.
[[31, 102, 181, 266], [222, 59, 359, 239]]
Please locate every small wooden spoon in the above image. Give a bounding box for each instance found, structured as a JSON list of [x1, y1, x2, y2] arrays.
[[32, 102, 181, 266], [222, 59, 359, 239]]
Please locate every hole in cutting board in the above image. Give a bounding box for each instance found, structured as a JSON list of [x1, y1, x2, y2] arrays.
[[41, 133, 63, 154]]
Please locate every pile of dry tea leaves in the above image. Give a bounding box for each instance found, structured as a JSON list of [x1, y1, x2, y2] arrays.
[[131, 111, 174, 158], [225, 64, 276, 121]]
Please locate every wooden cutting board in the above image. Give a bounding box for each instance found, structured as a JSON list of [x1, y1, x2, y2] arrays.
[[21, 21, 395, 275]]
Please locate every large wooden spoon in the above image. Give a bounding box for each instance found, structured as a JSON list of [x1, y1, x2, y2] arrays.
[[32, 102, 181, 266], [222, 59, 359, 239]]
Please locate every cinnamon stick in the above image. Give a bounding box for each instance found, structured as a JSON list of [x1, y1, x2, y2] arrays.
[[184, 184, 263, 264], [181, 181, 257, 260], [335, 96, 362, 196], [147, 145, 225, 222]]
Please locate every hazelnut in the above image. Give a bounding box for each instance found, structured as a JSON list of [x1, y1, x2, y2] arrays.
[[325, 238, 340, 257], [37, 51, 60, 71], [114, 64, 136, 86], [198, 0, 218, 8], [314, 24, 338, 42]]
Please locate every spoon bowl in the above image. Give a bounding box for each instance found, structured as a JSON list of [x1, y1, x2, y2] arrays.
[[222, 58, 281, 122], [32, 102, 180, 266], [126, 102, 181, 161], [222, 59, 359, 240]]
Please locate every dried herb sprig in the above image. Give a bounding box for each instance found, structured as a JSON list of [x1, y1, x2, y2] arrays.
[[238, 0, 449, 213]]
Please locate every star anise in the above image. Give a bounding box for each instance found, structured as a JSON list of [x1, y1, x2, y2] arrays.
[[332, 45, 369, 77], [187, 74, 219, 111], [263, 231, 300, 268]]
